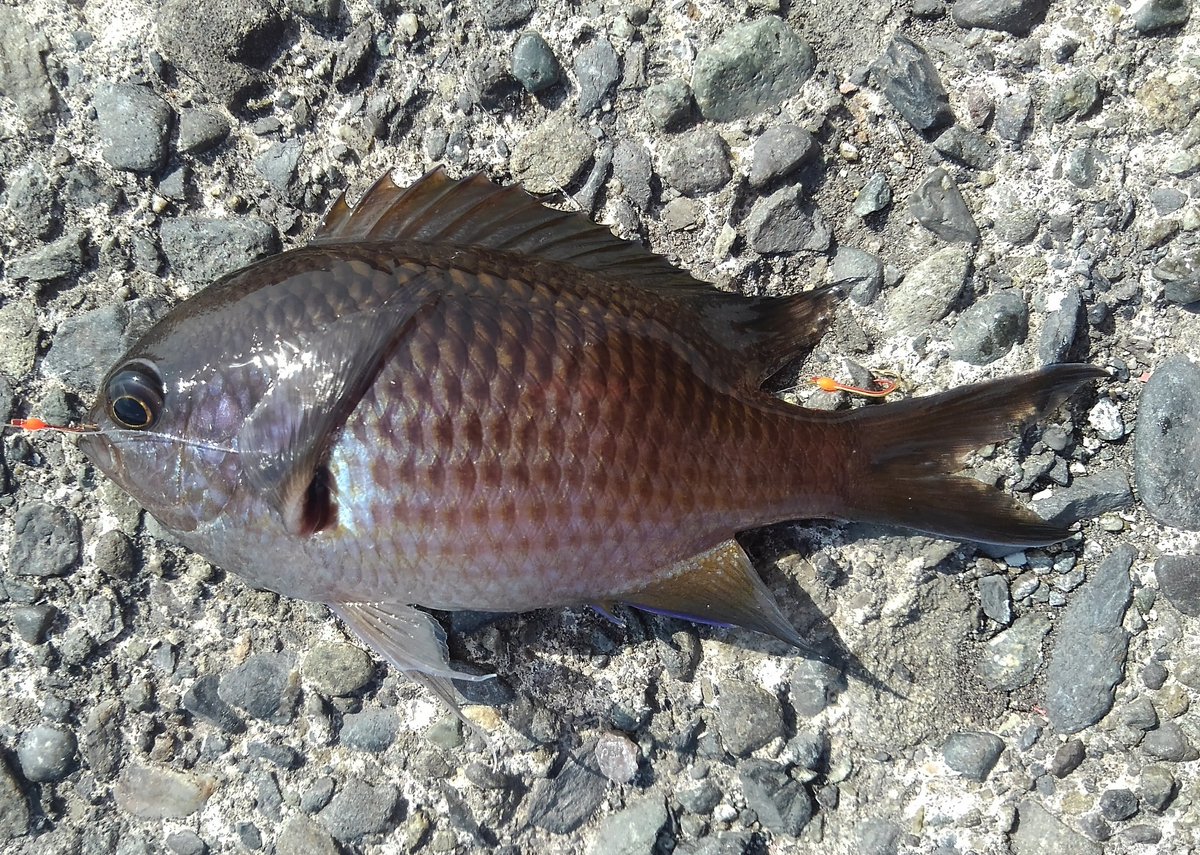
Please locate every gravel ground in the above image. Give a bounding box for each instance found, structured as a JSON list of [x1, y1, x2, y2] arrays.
[[2, 0, 1200, 853]]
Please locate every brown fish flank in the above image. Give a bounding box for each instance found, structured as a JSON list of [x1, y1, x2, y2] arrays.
[[77, 169, 1106, 704]]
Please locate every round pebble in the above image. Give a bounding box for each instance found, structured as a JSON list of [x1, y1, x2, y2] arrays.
[[17, 724, 78, 782]]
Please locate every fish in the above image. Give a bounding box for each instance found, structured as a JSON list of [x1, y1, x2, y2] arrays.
[[74, 167, 1106, 708]]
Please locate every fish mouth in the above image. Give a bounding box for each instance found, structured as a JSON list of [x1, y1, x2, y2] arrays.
[[76, 432, 118, 477]]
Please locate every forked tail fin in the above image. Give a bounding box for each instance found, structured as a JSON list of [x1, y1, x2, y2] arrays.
[[839, 364, 1108, 546]]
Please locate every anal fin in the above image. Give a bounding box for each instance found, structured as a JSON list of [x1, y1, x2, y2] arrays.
[[619, 540, 809, 650]]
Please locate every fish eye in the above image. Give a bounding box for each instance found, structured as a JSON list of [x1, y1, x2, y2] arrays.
[[106, 361, 165, 430]]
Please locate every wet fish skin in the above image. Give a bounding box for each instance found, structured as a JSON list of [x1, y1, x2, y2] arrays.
[[77, 168, 1105, 696]]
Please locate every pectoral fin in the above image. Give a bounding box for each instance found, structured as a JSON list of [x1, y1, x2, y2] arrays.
[[619, 540, 808, 649], [331, 602, 492, 683]]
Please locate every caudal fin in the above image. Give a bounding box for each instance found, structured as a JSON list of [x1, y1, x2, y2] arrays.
[[840, 364, 1107, 546]]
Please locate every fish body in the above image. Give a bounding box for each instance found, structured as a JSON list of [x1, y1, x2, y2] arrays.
[[79, 169, 1104, 691]]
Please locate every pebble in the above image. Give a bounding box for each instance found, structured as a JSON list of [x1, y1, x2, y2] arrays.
[[738, 759, 814, 836], [1139, 766, 1177, 812], [613, 140, 653, 211], [1040, 286, 1083, 363], [748, 125, 816, 188], [716, 681, 785, 757], [81, 700, 123, 779], [932, 125, 999, 170], [182, 674, 244, 733], [595, 731, 640, 784], [165, 830, 206, 855], [1098, 788, 1138, 822], [1152, 248, 1200, 305], [4, 161, 55, 238], [525, 745, 606, 833], [675, 832, 755, 855], [278, 815, 340, 855], [1141, 721, 1199, 762], [1044, 544, 1135, 734], [942, 731, 1005, 781], [745, 185, 830, 254], [870, 35, 953, 132], [7, 230, 86, 282], [1154, 555, 1200, 616], [950, 291, 1028, 364], [0, 301, 36, 379], [339, 709, 397, 753], [160, 215, 278, 284], [510, 113, 593, 193], [1049, 739, 1086, 778], [115, 766, 215, 819], [853, 172, 893, 217], [480, 0, 533, 29], [94, 530, 136, 580], [42, 299, 161, 394], [978, 613, 1050, 690], [253, 140, 303, 205], [318, 779, 400, 842], [94, 83, 172, 173], [0, 752, 30, 838], [1131, 0, 1192, 34], [156, 0, 286, 106], [12, 605, 56, 644], [585, 794, 666, 855], [8, 502, 82, 578], [301, 777, 336, 814], [909, 167, 980, 243], [1133, 356, 1200, 529], [332, 20, 373, 89], [644, 78, 695, 132], [692, 18, 815, 122], [17, 724, 78, 783], [885, 245, 972, 334], [789, 659, 846, 717], [574, 37, 619, 117], [994, 90, 1033, 142], [1087, 399, 1126, 441], [978, 575, 1013, 625], [660, 129, 731, 197], [830, 246, 884, 305], [301, 642, 373, 696], [1044, 70, 1101, 123], [856, 818, 900, 855], [0, 7, 58, 134], [217, 653, 298, 724], [678, 780, 723, 815], [178, 108, 231, 153], [951, 0, 1049, 34], [1032, 470, 1133, 525], [510, 32, 560, 94], [1012, 800, 1102, 855]]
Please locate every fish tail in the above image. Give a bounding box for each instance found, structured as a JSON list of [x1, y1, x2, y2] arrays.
[[837, 364, 1108, 546]]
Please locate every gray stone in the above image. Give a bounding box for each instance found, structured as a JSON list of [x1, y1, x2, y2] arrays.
[[738, 759, 814, 836], [745, 185, 830, 255], [978, 575, 1012, 624], [160, 215, 278, 283], [1049, 739, 1086, 778], [157, 0, 286, 106], [178, 108, 231, 154], [254, 140, 303, 204], [692, 17, 815, 122], [43, 299, 161, 394], [12, 605, 56, 645], [291, 0, 340, 22], [339, 709, 397, 752], [1150, 188, 1187, 215], [480, 0, 534, 29], [1040, 286, 1083, 364], [8, 502, 82, 578], [1142, 721, 1199, 762], [1142, 660, 1168, 690], [511, 113, 593, 193], [950, 291, 1028, 364], [278, 815, 339, 855], [995, 205, 1041, 245], [585, 794, 666, 855], [831, 246, 884, 305], [1131, 0, 1191, 33], [853, 172, 893, 217], [885, 245, 972, 334], [80, 700, 123, 779], [1033, 470, 1133, 526], [594, 731, 639, 784], [526, 745, 606, 833], [1155, 555, 1200, 616], [952, 0, 1050, 34], [17, 724, 78, 782], [660, 129, 731, 197], [1044, 71, 1101, 123], [183, 675, 244, 732], [856, 818, 901, 855], [7, 230, 86, 282], [0, 8, 58, 134], [871, 35, 953, 132], [613, 140, 652, 211], [1045, 544, 1135, 734], [994, 90, 1033, 142], [932, 126, 999, 170], [748, 125, 816, 188], [942, 731, 1004, 780], [979, 613, 1050, 690], [0, 752, 30, 839], [1012, 800, 1102, 855], [1134, 356, 1200, 529], [301, 641, 374, 696], [165, 830, 206, 855], [677, 780, 722, 815], [94, 530, 136, 579], [317, 779, 400, 842], [1118, 697, 1158, 732], [909, 167, 980, 243], [717, 681, 785, 756], [332, 20, 373, 89], [95, 83, 172, 173], [575, 38, 619, 117], [1139, 766, 1177, 811], [644, 78, 695, 132], [674, 832, 755, 855], [218, 653, 298, 724], [4, 161, 56, 238], [1063, 143, 1099, 188], [1153, 248, 1200, 305], [511, 32, 561, 94]]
